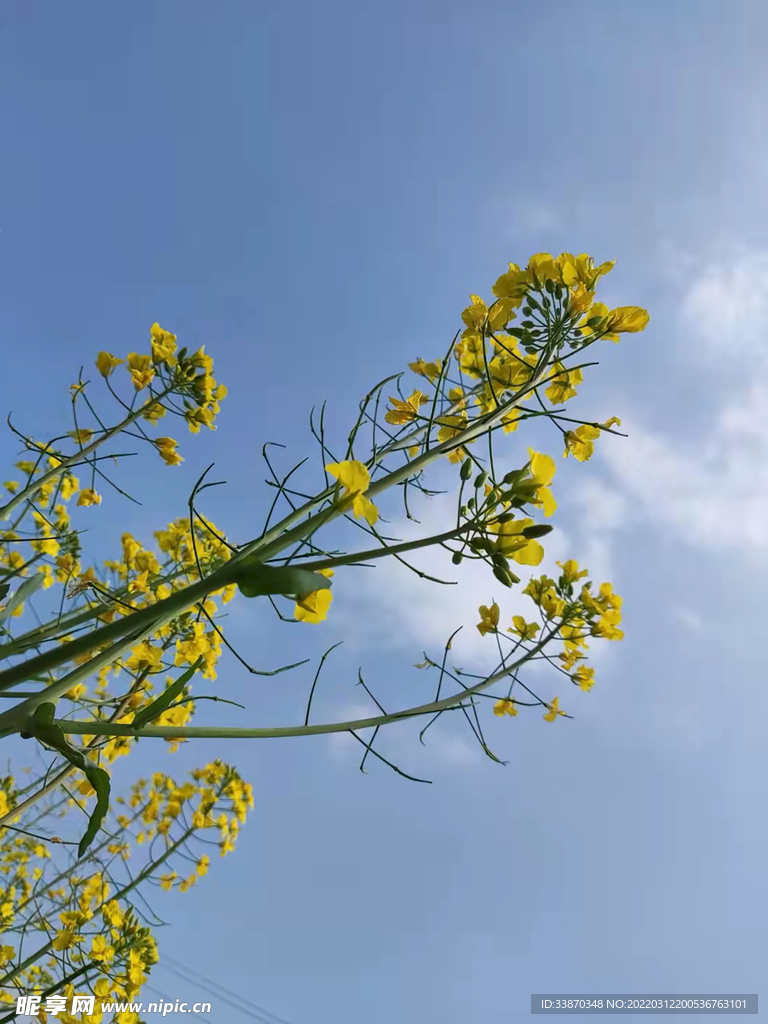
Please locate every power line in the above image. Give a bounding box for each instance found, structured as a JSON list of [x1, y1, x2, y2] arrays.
[[155, 953, 291, 1024]]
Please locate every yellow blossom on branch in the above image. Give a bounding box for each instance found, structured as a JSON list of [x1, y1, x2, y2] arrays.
[[384, 390, 429, 425], [493, 699, 518, 717], [543, 697, 566, 722], [95, 352, 123, 377], [126, 353, 155, 391], [476, 602, 499, 635], [150, 323, 178, 366], [76, 488, 102, 507], [155, 437, 183, 466], [325, 461, 379, 525], [295, 568, 334, 623], [563, 424, 601, 461]]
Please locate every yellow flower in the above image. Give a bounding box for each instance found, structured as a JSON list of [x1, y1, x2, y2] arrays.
[[143, 401, 167, 423], [295, 568, 334, 624], [476, 602, 499, 636], [508, 615, 540, 640], [571, 665, 595, 692], [543, 696, 566, 722], [126, 353, 155, 391], [557, 560, 589, 584], [59, 474, 79, 501], [150, 323, 178, 366], [384, 390, 429, 425], [68, 428, 94, 444], [408, 357, 442, 382], [52, 929, 80, 951], [77, 488, 102, 507], [493, 698, 518, 717], [125, 641, 164, 673], [325, 461, 379, 526], [563, 424, 601, 462], [185, 405, 216, 433], [528, 449, 557, 517], [491, 262, 529, 305], [490, 518, 544, 566], [603, 305, 650, 341], [96, 352, 123, 377], [155, 437, 183, 466], [545, 363, 583, 405], [90, 935, 115, 963], [159, 872, 177, 891]]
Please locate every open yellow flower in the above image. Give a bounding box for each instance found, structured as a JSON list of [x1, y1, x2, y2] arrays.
[[76, 488, 102, 507], [563, 424, 601, 461], [150, 322, 178, 366], [476, 602, 499, 635], [489, 517, 544, 566], [155, 437, 183, 466], [493, 698, 518, 717], [543, 696, 566, 722], [508, 615, 539, 640], [384, 390, 429, 425], [408, 357, 442, 382], [325, 461, 378, 526], [571, 665, 595, 692], [295, 568, 334, 624], [126, 353, 155, 391], [528, 449, 557, 517], [95, 352, 123, 377]]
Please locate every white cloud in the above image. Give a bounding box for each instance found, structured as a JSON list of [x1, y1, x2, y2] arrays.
[[592, 247, 768, 555], [601, 379, 768, 554], [681, 249, 768, 362]]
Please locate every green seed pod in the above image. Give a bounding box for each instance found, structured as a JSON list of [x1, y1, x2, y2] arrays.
[[521, 523, 553, 539], [493, 565, 519, 588]]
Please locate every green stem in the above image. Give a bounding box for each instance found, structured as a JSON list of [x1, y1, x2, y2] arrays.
[[0, 385, 175, 523], [51, 626, 558, 742], [0, 564, 234, 696]]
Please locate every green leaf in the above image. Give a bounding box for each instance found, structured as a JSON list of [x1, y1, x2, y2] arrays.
[[0, 573, 44, 623], [28, 702, 111, 858], [0, 583, 10, 603], [234, 561, 332, 600], [131, 656, 203, 731]]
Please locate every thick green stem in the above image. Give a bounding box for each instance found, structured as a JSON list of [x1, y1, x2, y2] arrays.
[[0, 564, 233, 695], [50, 626, 558, 742]]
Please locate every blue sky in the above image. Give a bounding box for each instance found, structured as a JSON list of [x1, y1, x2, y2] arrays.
[[2, 1, 768, 1021]]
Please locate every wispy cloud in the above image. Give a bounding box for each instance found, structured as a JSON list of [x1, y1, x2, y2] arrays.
[[599, 248, 768, 554]]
